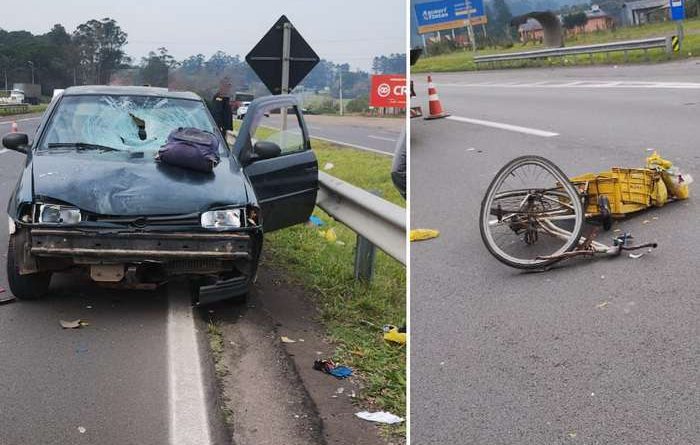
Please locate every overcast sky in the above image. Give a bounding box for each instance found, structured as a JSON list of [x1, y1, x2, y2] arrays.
[[2, 0, 406, 71]]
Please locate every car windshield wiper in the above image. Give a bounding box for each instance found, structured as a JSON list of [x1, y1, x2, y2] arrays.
[[47, 142, 121, 152]]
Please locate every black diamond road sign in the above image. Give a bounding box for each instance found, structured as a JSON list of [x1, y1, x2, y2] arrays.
[[246, 15, 320, 95]]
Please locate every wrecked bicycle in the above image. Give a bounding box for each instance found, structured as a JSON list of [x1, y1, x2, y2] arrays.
[[478, 155, 669, 270]]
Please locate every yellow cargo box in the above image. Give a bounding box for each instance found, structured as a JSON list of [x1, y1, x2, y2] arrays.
[[570, 168, 665, 217]]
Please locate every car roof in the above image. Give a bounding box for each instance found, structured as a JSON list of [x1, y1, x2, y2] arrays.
[[62, 85, 202, 101]]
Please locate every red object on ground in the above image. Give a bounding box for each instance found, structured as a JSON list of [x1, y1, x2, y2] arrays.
[[370, 74, 407, 108], [424, 75, 450, 120]]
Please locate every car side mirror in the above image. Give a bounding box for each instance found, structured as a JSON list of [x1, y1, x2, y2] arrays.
[[252, 141, 281, 161], [2, 133, 29, 154]]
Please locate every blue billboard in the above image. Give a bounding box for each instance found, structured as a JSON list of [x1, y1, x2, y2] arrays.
[[414, 0, 486, 34], [670, 0, 685, 21]]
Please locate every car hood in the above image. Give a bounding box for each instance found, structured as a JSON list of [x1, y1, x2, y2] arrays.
[[31, 151, 250, 216]]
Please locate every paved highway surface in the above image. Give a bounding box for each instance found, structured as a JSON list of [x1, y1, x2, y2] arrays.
[[264, 113, 402, 155], [0, 113, 394, 444], [411, 61, 699, 444]]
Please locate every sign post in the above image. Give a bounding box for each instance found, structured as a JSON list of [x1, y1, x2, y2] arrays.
[[670, 0, 685, 48], [246, 15, 320, 131]]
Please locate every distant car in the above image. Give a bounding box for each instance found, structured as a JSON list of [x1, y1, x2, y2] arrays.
[[236, 101, 251, 120], [3, 86, 319, 303]]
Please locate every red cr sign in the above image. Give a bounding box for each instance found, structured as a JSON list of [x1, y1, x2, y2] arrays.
[[370, 75, 407, 108]]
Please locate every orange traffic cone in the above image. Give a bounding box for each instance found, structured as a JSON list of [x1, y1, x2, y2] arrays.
[[424, 75, 449, 120], [11, 121, 18, 132]]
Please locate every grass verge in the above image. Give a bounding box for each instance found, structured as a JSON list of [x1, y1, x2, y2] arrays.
[[413, 18, 700, 73], [263, 138, 406, 436], [0, 104, 48, 116]]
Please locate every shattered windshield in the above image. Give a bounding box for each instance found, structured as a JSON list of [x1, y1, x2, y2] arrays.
[[39, 95, 220, 154]]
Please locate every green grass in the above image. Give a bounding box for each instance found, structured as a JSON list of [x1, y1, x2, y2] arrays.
[[262, 138, 406, 436], [0, 103, 48, 116], [413, 18, 700, 72]]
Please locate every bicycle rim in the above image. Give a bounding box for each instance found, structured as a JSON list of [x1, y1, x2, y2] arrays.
[[480, 156, 584, 269]]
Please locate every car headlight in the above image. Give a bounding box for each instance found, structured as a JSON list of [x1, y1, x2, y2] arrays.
[[38, 204, 82, 224], [201, 209, 242, 231]]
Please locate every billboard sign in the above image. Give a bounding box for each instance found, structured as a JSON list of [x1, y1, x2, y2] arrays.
[[370, 75, 407, 108], [670, 0, 685, 21], [414, 0, 487, 34]]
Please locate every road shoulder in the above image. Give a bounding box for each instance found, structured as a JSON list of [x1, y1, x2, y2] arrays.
[[202, 263, 387, 445]]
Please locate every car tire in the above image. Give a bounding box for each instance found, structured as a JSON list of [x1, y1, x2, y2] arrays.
[[7, 234, 52, 300]]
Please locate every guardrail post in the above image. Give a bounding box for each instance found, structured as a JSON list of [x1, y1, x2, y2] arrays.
[[353, 190, 381, 282]]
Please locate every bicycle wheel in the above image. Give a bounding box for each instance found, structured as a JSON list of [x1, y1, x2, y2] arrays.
[[479, 155, 585, 269]]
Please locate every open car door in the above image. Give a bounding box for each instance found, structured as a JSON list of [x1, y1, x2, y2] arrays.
[[233, 96, 318, 232]]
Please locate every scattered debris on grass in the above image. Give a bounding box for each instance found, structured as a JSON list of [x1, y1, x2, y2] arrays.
[[323, 162, 334, 170], [383, 325, 406, 345], [354, 411, 404, 424], [313, 359, 353, 379], [308, 215, 324, 227]]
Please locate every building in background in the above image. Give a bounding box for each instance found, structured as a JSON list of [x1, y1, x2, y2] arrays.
[[622, 0, 670, 26]]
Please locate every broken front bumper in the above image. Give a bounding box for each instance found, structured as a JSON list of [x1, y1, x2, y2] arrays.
[[29, 228, 253, 261]]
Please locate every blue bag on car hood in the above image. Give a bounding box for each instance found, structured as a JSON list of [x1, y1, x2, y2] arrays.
[[157, 127, 220, 173]]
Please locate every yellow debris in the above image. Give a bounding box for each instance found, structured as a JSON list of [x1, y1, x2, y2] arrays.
[[410, 229, 440, 242]]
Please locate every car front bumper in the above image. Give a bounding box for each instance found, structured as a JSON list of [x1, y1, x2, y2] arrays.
[[29, 228, 254, 262]]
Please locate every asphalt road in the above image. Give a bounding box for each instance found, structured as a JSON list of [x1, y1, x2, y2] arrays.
[[411, 61, 699, 444], [0, 112, 393, 445], [263, 113, 402, 155], [0, 117, 227, 445]]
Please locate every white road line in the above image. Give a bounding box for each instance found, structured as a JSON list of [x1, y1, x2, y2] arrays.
[[446, 115, 559, 138], [0, 148, 7, 154], [311, 135, 392, 156], [167, 288, 212, 445], [367, 134, 397, 142], [0, 116, 42, 125], [436, 80, 700, 89]]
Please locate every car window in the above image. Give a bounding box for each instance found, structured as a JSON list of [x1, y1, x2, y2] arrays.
[[250, 107, 305, 155], [39, 95, 221, 154]]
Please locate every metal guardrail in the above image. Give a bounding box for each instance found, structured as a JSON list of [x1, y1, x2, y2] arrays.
[[226, 130, 406, 269], [475, 36, 674, 66], [0, 103, 29, 114], [317, 172, 406, 265]]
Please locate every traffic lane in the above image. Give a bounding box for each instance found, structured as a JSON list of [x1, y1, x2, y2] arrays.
[[0, 147, 173, 444], [0, 144, 225, 444], [413, 59, 700, 84], [263, 114, 401, 154], [410, 118, 699, 444], [413, 79, 700, 154]]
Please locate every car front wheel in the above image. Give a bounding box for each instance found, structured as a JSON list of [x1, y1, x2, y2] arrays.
[[7, 233, 52, 300]]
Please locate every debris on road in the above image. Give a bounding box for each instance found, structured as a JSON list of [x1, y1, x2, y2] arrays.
[[354, 411, 404, 424], [596, 301, 610, 309], [383, 324, 406, 345], [410, 229, 440, 242], [281, 336, 297, 343], [313, 359, 353, 379], [60, 319, 88, 329], [629, 252, 646, 259], [78, 426, 86, 434]]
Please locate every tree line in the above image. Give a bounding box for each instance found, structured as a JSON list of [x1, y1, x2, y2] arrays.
[[0, 18, 406, 103]]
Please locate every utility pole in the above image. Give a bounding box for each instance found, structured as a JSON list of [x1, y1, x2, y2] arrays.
[[338, 67, 344, 116], [27, 61, 35, 84]]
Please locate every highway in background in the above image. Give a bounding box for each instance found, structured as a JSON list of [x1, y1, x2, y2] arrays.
[[410, 60, 699, 445], [264, 113, 402, 155]]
